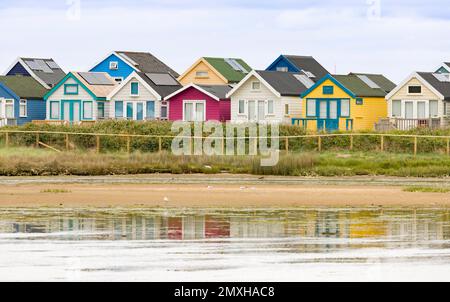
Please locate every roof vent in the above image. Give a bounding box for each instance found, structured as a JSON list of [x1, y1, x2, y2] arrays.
[[224, 58, 248, 73], [357, 75, 380, 89]]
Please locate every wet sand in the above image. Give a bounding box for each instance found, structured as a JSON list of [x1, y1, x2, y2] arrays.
[[0, 174, 449, 207]]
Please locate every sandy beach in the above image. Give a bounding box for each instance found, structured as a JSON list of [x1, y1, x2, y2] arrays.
[[0, 174, 449, 207]]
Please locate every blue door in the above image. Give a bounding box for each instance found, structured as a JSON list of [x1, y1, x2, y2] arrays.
[[317, 99, 340, 132], [136, 103, 144, 121]]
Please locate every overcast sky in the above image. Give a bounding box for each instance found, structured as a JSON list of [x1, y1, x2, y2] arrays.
[[1, 0, 449, 82]]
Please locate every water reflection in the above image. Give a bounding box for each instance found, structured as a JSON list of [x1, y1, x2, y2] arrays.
[[0, 208, 449, 243]]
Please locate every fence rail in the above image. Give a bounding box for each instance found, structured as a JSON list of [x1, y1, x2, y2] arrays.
[[1, 130, 450, 156]]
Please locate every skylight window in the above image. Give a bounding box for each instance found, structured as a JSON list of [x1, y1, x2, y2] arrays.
[[294, 74, 315, 88], [357, 75, 380, 89]]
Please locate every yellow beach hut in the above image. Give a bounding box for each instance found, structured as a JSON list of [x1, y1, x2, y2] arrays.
[[295, 73, 395, 131]]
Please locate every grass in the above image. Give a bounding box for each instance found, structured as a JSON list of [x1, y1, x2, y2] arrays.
[[1, 147, 450, 177], [403, 186, 450, 193], [40, 189, 72, 194]]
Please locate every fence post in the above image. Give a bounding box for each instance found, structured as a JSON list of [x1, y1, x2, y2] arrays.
[[350, 135, 354, 151], [381, 136, 384, 152], [65, 134, 69, 151], [159, 137, 163, 153], [5, 132, 9, 148], [127, 136, 131, 154], [414, 136, 418, 157], [96, 135, 100, 153], [36, 133, 40, 148], [318, 136, 322, 152], [285, 137, 289, 153], [222, 137, 226, 155], [447, 137, 450, 156]]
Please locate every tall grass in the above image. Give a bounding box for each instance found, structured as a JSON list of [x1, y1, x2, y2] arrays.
[[1, 147, 450, 177]]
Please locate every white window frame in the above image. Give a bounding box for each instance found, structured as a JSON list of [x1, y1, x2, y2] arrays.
[[82, 101, 93, 120], [19, 99, 27, 118], [341, 99, 350, 117], [50, 101, 60, 120], [251, 81, 261, 91], [266, 100, 275, 116], [238, 100, 246, 115], [284, 103, 290, 116], [4, 99, 14, 119], [183, 100, 206, 122], [109, 61, 119, 70], [429, 100, 439, 117], [0, 99, 3, 118], [130, 82, 140, 97], [160, 102, 169, 120], [392, 100, 402, 117]]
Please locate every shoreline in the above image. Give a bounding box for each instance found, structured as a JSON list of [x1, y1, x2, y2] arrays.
[[0, 174, 450, 208]]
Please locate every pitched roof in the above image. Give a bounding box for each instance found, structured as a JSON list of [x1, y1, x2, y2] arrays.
[[417, 72, 450, 100], [137, 72, 182, 98], [333, 74, 395, 97], [197, 85, 233, 99], [256, 70, 309, 97], [0, 75, 48, 99], [116, 51, 179, 78], [283, 55, 329, 79], [19, 57, 66, 88], [203, 57, 252, 83], [72, 72, 118, 98]]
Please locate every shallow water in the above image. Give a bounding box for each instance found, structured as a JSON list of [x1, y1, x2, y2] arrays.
[[0, 207, 449, 281]]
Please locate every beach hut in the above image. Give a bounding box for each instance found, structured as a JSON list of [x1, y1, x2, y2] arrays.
[[107, 71, 182, 121], [266, 55, 329, 79], [385, 66, 450, 130], [90, 51, 179, 84], [298, 73, 395, 131], [0, 75, 48, 126], [164, 83, 232, 122], [178, 57, 252, 86], [226, 70, 310, 124], [4, 57, 66, 89], [44, 72, 117, 123]]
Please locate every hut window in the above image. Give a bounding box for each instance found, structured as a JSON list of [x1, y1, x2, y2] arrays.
[[307, 99, 316, 117], [323, 86, 334, 95], [267, 100, 274, 115], [97, 102, 105, 119], [109, 61, 119, 70], [341, 99, 350, 117], [20, 99, 27, 117], [5, 100, 14, 119], [196, 71, 208, 78], [408, 86, 422, 94], [392, 100, 401, 117], [285, 104, 290, 116], [238, 100, 245, 114], [430, 100, 439, 117], [50, 101, 60, 119], [115, 101, 124, 118], [252, 82, 261, 90], [83, 102, 93, 119], [131, 82, 139, 96], [276, 67, 288, 72], [161, 104, 168, 120], [64, 84, 78, 95]]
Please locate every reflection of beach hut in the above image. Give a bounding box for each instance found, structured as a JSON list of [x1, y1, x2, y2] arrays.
[[205, 216, 230, 239]]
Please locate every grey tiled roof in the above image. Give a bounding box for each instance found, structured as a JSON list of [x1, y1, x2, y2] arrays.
[[138, 72, 182, 98], [256, 70, 309, 97], [284, 55, 329, 79], [418, 72, 450, 100], [197, 85, 233, 99], [21, 57, 66, 87], [118, 51, 179, 78]]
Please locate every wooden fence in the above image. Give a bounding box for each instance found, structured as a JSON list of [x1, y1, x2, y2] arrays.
[[1, 129, 450, 157]]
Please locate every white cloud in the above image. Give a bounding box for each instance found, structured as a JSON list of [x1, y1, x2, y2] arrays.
[[1, 4, 450, 83]]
